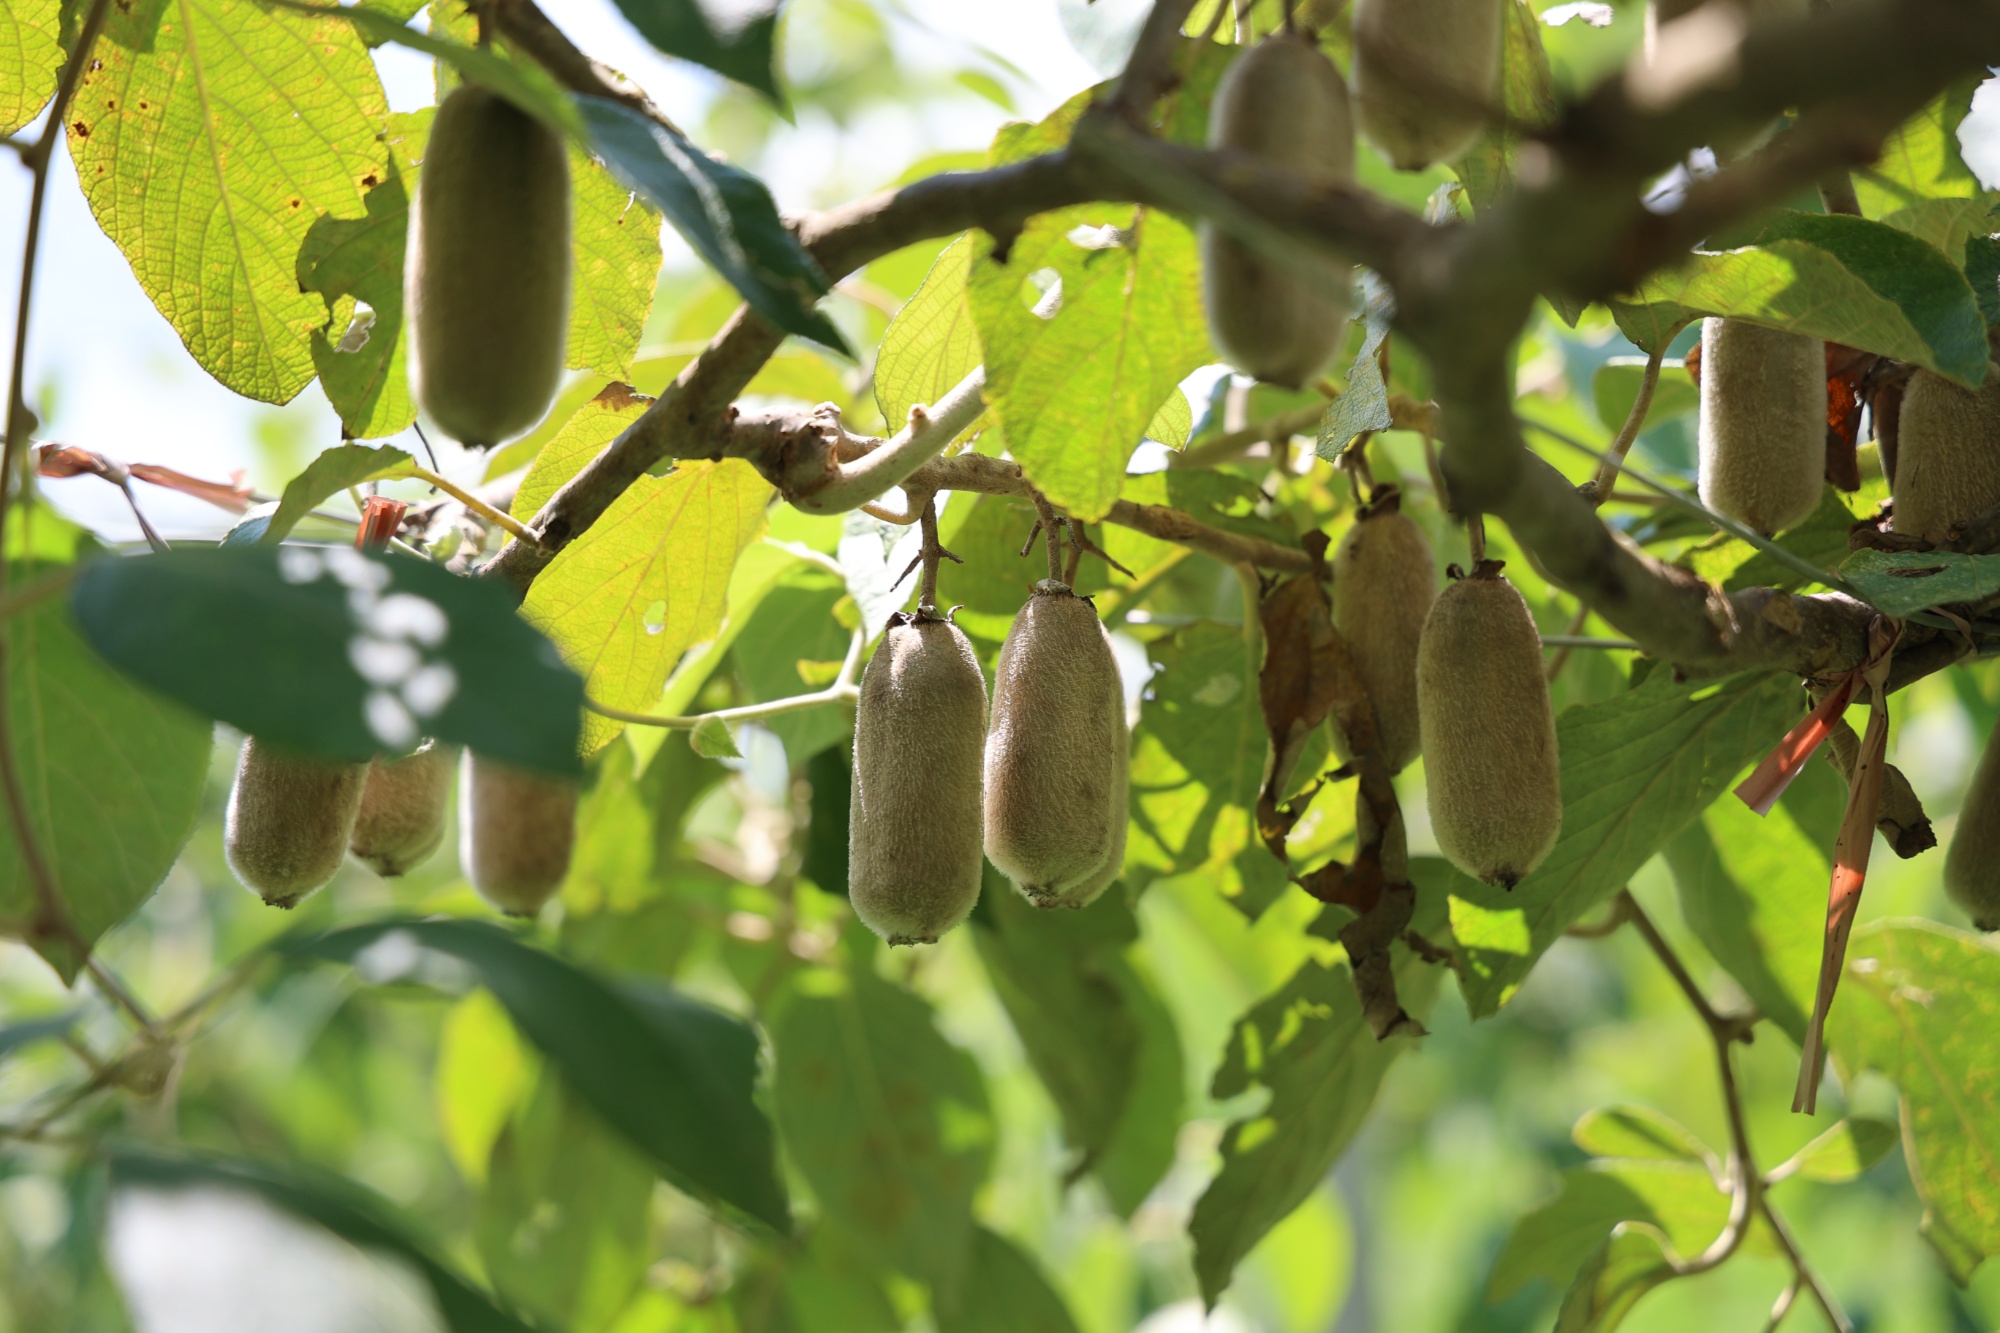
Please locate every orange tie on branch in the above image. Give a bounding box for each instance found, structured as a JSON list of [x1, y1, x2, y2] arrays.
[[355, 496, 408, 553]]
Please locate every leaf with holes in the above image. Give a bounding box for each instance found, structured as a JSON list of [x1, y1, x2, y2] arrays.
[[522, 459, 771, 754], [69, 0, 391, 403], [1837, 548, 2000, 616], [969, 204, 1209, 521], [0, 581, 209, 981], [72, 547, 583, 774]]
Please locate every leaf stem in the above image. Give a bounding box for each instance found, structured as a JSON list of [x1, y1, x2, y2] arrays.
[[403, 464, 541, 547], [586, 627, 866, 729], [1587, 340, 1674, 507]]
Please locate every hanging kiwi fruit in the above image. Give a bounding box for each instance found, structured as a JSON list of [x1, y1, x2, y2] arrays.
[[1202, 29, 1355, 388], [458, 751, 577, 917], [224, 738, 368, 908], [349, 741, 455, 878], [984, 581, 1130, 908], [1891, 363, 2000, 545], [406, 83, 572, 448], [1417, 561, 1562, 887], [1331, 488, 1436, 774], [848, 612, 990, 945], [1352, 0, 1502, 170], [1696, 317, 1827, 537]]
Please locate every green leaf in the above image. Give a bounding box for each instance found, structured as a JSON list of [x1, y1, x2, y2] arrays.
[[1553, 1226, 1677, 1333], [1492, 1163, 1735, 1303], [1147, 386, 1193, 449], [1831, 920, 2000, 1283], [1855, 81, 1985, 218], [0, 1011, 78, 1065], [1771, 1117, 1898, 1184], [1316, 289, 1392, 460], [109, 1147, 537, 1333], [0, 0, 62, 136], [282, 917, 792, 1232], [1837, 548, 2000, 617], [578, 96, 847, 353], [969, 204, 1210, 521], [607, 0, 784, 105], [72, 547, 585, 775], [336, 7, 581, 136], [729, 568, 852, 762], [436, 987, 531, 1186], [475, 1078, 653, 1331], [801, 745, 850, 897], [71, 0, 391, 403], [1590, 359, 1696, 437], [1453, 0, 1559, 217], [875, 233, 982, 434], [261, 444, 414, 544], [523, 459, 770, 754], [566, 141, 665, 380], [300, 111, 424, 440], [1189, 952, 1438, 1306], [1570, 1106, 1716, 1168], [935, 1226, 1081, 1333], [772, 960, 993, 1288], [1664, 793, 1825, 1046], [1611, 212, 1989, 389], [2, 585, 209, 981], [1878, 196, 1996, 265], [511, 385, 654, 523], [1719, 486, 1864, 594], [688, 715, 739, 759], [971, 873, 1180, 1217], [1967, 235, 2000, 329], [1445, 668, 1800, 1017]]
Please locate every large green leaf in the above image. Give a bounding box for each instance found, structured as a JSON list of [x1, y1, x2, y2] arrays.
[[1837, 548, 2000, 617], [1877, 196, 1997, 265], [1446, 669, 1800, 1017], [607, 0, 783, 104], [522, 458, 770, 753], [875, 232, 982, 432], [566, 140, 665, 380], [110, 1148, 536, 1333], [70, 0, 391, 403], [0, 0, 62, 136], [971, 874, 1180, 1217], [1855, 81, 1985, 218], [1, 586, 209, 981], [1664, 774, 1832, 1047], [772, 960, 994, 1288], [72, 547, 584, 775], [261, 444, 415, 544], [283, 917, 792, 1232], [1488, 1162, 1740, 1301], [511, 385, 654, 523], [1189, 947, 1439, 1306], [579, 95, 847, 353], [728, 568, 851, 762], [1611, 212, 1989, 388], [1831, 920, 2000, 1283], [968, 203, 1210, 520], [935, 1226, 1081, 1333], [1452, 0, 1559, 218]]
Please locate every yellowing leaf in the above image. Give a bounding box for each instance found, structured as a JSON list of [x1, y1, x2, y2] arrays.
[[876, 232, 981, 430], [524, 459, 771, 752], [71, 0, 391, 403], [0, 0, 62, 137], [566, 143, 664, 380], [512, 385, 655, 523]]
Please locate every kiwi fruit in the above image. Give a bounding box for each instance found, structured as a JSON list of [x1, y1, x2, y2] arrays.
[[224, 738, 368, 908], [1891, 363, 2000, 545], [1946, 714, 2000, 930], [1696, 318, 1827, 537], [848, 614, 989, 945], [350, 740, 455, 877], [1201, 31, 1355, 389], [1059, 705, 1130, 911], [406, 84, 571, 448], [1416, 563, 1562, 887], [984, 582, 1129, 905], [458, 751, 577, 917], [1331, 492, 1436, 774], [1352, 0, 1502, 170]]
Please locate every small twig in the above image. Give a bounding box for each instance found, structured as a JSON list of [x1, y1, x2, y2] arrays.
[[895, 498, 961, 615], [1468, 513, 1487, 564], [1763, 1277, 1802, 1332], [1173, 401, 1329, 470], [587, 627, 865, 729], [1587, 341, 1672, 507], [1759, 1198, 1854, 1332], [1107, 0, 1201, 122], [1029, 491, 1065, 584], [117, 481, 170, 554], [1544, 605, 1596, 681], [411, 421, 441, 472], [1541, 634, 1642, 651], [403, 463, 541, 546]]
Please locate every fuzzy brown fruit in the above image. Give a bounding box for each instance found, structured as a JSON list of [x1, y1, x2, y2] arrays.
[[1696, 317, 1826, 537], [1331, 493, 1436, 773], [848, 614, 989, 945], [983, 582, 1129, 906], [407, 84, 571, 448], [1946, 714, 2000, 930], [1416, 564, 1561, 887], [458, 751, 577, 917], [350, 741, 455, 877], [1353, 0, 1502, 170], [1202, 31, 1354, 388], [1891, 363, 2000, 545], [224, 738, 367, 908]]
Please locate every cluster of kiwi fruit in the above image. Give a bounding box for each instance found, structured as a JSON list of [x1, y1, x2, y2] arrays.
[[224, 80, 579, 916], [847, 579, 1129, 945]]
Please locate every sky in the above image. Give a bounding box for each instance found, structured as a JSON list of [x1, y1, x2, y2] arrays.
[[0, 4, 1994, 547]]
